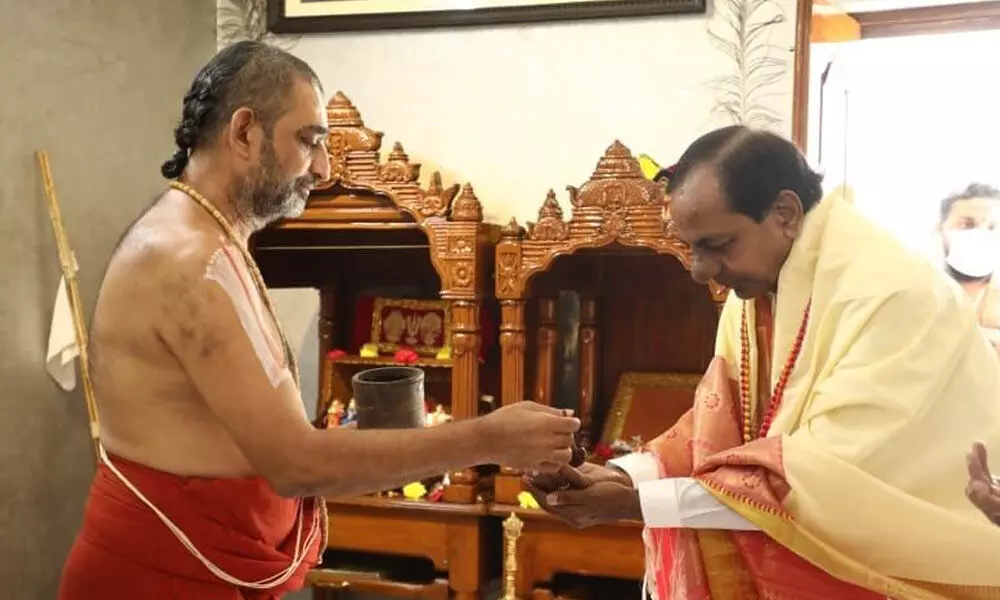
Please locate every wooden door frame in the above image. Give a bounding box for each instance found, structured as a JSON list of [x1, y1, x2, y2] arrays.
[[791, 0, 814, 148], [792, 0, 1000, 148], [855, 1, 1000, 38]]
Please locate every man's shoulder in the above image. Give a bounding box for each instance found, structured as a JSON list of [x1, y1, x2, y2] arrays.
[[822, 206, 951, 306], [111, 209, 225, 289]]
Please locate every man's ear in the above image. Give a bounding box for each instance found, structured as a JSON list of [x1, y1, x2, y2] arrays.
[[771, 190, 805, 236], [227, 107, 258, 159]]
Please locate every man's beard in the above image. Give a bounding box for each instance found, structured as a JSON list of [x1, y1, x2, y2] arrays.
[[235, 139, 315, 228]]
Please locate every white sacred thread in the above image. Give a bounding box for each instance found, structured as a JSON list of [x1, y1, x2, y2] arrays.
[[205, 244, 292, 389]]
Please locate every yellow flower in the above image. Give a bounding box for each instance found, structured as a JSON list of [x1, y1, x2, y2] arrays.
[[517, 491, 540, 510], [402, 482, 427, 500]]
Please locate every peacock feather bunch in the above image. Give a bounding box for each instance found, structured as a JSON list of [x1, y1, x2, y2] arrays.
[[706, 0, 788, 129]]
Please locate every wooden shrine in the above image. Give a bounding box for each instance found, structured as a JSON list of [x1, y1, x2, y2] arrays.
[[489, 141, 727, 598], [251, 92, 501, 600]]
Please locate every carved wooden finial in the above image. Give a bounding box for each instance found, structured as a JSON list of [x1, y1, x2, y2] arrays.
[[527, 188, 570, 242], [607, 139, 631, 157], [378, 140, 420, 184], [426, 171, 444, 195], [415, 171, 458, 217], [451, 183, 483, 222], [538, 190, 564, 221], [592, 140, 643, 180], [501, 217, 524, 239], [326, 91, 364, 127], [389, 141, 408, 161]]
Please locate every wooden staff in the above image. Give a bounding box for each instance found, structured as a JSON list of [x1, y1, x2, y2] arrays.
[[36, 150, 100, 461]]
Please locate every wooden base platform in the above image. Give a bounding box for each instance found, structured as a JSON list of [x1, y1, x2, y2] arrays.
[[311, 495, 494, 600]]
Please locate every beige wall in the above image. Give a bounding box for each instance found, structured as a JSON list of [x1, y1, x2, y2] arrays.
[[279, 5, 799, 223], [0, 2, 215, 598]]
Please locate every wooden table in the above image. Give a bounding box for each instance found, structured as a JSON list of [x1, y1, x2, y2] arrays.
[[488, 504, 645, 598], [309, 496, 492, 600]]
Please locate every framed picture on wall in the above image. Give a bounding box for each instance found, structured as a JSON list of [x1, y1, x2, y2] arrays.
[[267, 0, 707, 34], [600, 371, 702, 448]]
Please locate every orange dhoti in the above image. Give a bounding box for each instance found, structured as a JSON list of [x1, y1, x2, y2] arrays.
[[58, 453, 324, 600]]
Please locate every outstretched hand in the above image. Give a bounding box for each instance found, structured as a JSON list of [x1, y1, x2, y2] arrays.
[[966, 442, 1000, 526], [523, 462, 640, 528], [481, 401, 580, 472]]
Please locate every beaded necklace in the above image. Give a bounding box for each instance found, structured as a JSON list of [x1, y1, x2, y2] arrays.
[[738, 299, 811, 442]]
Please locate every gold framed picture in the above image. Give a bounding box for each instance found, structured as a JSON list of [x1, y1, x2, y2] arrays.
[[268, 0, 707, 33], [371, 297, 451, 356], [601, 371, 702, 447]]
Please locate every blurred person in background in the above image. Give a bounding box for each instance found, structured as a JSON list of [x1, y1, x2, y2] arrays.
[[939, 183, 1000, 356]]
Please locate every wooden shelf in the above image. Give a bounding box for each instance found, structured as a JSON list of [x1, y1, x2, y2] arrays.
[[277, 221, 424, 231], [331, 355, 453, 369], [487, 503, 642, 529], [307, 569, 449, 600], [326, 494, 490, 515]]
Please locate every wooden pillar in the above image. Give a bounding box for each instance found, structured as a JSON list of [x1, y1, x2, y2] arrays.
[[495, 298, 527, 496], [534, 298, 558, 406], [446, 517, 486, 600], [449, 299, 482, 419], [494, 219, 529, 505], [577, 297, 598, 449], [499, 299, 526, 407], [443, 299, 481, 504], [317, 287, 337, 419]]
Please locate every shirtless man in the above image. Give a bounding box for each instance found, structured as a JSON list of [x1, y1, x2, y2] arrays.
[[58, 41, 579, 600], [939, 183, 1000, 356]]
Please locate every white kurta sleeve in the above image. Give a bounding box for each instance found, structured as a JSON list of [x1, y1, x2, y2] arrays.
[[608, 452, 759, 529], [636, 477, 761, 530], [607, 452, 660, 484]]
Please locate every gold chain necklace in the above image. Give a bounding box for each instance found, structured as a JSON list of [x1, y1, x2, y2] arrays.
[[169, 180, 327, 553], [168, 181, 299, 386]]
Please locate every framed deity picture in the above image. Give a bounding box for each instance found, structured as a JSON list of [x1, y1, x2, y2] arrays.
[[370, 297, 451, 356], [600, 371, 702, 448], [267, 0, 707, 34]]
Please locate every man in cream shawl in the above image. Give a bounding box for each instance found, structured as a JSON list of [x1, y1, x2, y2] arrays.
[[527, 126, 1000, 599]]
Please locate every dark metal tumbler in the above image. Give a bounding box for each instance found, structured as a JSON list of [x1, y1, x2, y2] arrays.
[[351, 366, 426, 430]]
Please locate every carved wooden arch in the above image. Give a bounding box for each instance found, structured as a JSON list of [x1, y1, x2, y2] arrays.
[[494, 140, 728, 304], [306, 91, 488, 300]]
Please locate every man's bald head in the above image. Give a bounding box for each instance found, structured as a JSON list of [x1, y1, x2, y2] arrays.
[[161, 41, 323, 179]]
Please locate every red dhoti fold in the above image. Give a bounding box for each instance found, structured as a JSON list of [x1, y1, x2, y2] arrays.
[[58, 453, 324, 600]]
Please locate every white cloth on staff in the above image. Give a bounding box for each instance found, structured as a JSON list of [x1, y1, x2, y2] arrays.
[[45, 275, 79, 391]]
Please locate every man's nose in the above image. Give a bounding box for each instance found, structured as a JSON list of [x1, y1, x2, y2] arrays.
[[690, 254, 719, 285], [312, 148, 332, 183]]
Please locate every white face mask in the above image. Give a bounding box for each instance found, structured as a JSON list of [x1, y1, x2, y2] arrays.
[[944, 228, 1000, 279]]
